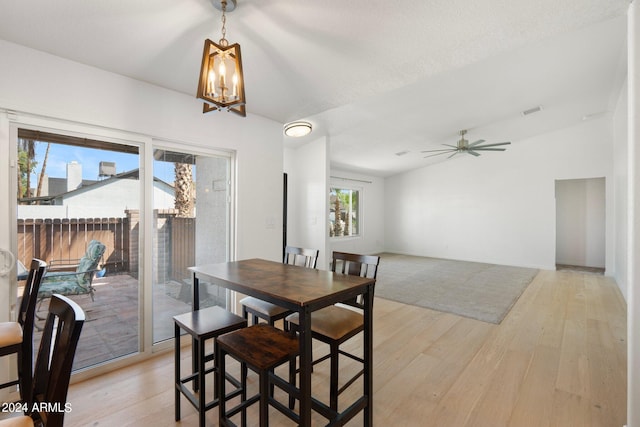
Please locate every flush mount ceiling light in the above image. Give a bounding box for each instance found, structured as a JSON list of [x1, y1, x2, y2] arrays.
[[283, 121, 312, 137], [196, 0, 246, 117]]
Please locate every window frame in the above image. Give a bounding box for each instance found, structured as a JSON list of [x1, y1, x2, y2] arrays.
[[329, 185, 362, 239]]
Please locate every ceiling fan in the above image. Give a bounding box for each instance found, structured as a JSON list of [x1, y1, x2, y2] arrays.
[[422, 130, 511, 159]]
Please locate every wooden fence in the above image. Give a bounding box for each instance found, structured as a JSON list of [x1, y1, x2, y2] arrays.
[[170, 217, 196, 282], [17, 213, 195, 281], [17, 217, 129, 274]]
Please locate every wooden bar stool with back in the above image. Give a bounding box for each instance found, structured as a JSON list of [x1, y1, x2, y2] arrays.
[[286, 251, 380, 414]]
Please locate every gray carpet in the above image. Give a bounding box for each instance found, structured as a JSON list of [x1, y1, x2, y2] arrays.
[[375, 253, 538, 324]]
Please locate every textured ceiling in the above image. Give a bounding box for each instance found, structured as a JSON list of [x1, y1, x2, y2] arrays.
[[0, 0, 630, 176]]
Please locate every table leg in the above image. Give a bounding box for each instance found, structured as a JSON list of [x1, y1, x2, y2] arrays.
[[363, 283, 374, 427], [192, 272, 200, 311], [192, 273, 200, 391], [175, 322, 180, 421], [298, 306, 312, 426]]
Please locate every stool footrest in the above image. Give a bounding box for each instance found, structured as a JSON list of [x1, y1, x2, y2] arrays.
[[268, 395, 300, 424], [176, 381, 243, 412], [0, 379, 19, 389], [224, 393, 260, 419]]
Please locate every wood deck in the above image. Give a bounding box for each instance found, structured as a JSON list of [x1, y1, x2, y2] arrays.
[[34, 273, 192, 371]]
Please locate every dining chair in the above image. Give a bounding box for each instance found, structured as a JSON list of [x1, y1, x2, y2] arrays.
[[239, 246, 319, 328], [285, 251, 380, 412], [1, 294, 85, 427], [0, 259, 47, 408]]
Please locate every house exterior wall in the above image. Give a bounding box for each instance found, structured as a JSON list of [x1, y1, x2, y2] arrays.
[[18, 179, 174, 219]]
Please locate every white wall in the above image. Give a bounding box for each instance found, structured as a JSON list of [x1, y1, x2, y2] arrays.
[[613, 79, 629, 299], [384, 116, 614, 271], [0, 39, 284, 319], [555, 178, 606, 268], [284, 144, 386, 270], [283, 137, 330, 269], [627, 2, 639, 424]]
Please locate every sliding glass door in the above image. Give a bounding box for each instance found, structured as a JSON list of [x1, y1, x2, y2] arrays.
[[15, 129, 141, 370], [151, 146, 232, 344], [11, 120, 235, 373]]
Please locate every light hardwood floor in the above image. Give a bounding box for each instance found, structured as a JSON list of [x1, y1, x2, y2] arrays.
[[62, 269, 627, 426]]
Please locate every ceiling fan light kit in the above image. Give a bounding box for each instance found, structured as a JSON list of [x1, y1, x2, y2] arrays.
[[422, 129, 511, 159], [196, 0, 247, 117]]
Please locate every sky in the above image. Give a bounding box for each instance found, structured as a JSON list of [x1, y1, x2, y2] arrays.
[[29, 142, 175, 184]]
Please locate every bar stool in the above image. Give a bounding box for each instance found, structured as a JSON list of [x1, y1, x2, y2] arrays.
[[217, 324, 299, 427], [174, 306, 247, 427]]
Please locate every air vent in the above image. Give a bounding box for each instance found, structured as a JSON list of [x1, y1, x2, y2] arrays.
[[522, 106, 542, 116]]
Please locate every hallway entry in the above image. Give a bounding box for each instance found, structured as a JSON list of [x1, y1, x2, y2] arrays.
[[555, 177, 606, 273]]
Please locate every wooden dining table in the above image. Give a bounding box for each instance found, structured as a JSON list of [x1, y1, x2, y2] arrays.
[[189, 258, 375, 426]]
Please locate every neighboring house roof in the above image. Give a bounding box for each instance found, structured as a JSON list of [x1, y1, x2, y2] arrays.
[[47, 177, 98, 198], [19, 169, 177, 205]]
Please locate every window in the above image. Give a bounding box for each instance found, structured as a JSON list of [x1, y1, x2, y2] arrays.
[[329, 187, 360, 237]]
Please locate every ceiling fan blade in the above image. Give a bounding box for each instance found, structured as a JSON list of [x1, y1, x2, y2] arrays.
[[443, 143, 459, 149], [423, 150, 455, 159], [447, 151, 460, 159], [473, 142, 511, 148], [473, 147, 507, 151], [467, 150, 481, 156], [468, 139, 485, 147], [421, 148, 456, 153]]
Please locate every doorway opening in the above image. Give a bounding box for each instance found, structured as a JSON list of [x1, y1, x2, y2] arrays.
[[555, 177, 606, 274]]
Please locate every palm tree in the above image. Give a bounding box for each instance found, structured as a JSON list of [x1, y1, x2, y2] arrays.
[[17, 138, 37, 198], [36, 142, 51, 199], [174, 162, 194, 217]]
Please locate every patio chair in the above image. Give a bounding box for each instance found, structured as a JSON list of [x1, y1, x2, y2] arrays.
[[37, 240, 106, 303]]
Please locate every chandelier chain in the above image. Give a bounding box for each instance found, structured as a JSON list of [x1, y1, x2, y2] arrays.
[[219, 0, 228, 46]]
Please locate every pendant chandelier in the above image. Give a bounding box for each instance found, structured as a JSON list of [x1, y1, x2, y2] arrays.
[[196, 0, 246, 117]]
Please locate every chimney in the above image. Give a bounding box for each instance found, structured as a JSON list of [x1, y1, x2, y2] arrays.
[[66, 161, 82, 192], [99, 161, 117, 178]]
